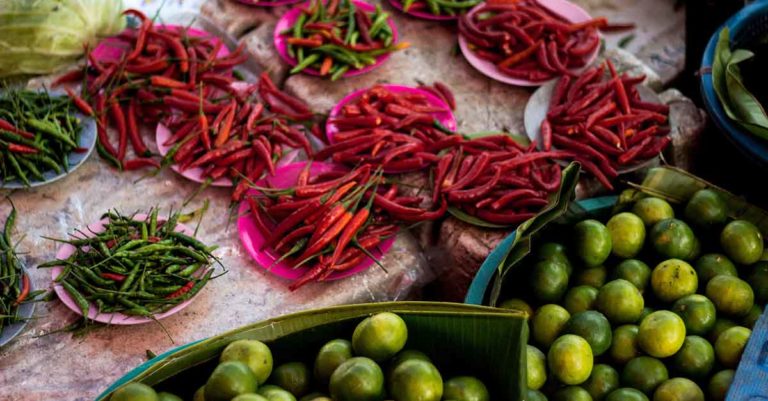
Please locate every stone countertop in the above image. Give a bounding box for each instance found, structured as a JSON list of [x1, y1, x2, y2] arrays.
[[1, 0, 688, 399]]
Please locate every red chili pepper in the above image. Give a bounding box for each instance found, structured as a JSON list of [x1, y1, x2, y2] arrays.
[[246, 196, 272, 236], [123, 9, 151, 61], [447, 166, 502, 203], [476, 210, 536, 225], [14, 274, 30, 306], [100, 272, 127, 282], [186, 139, 247, 169], [52, 69, 85, 87], [433, 82, 456, 110], [5, 143, 38, 154], [275, 224, 316, 252], [295, 209, 354, 265], [214, 104, 236, 148], [125, 100, 150, 157], [607, 60, 631, 114], [262, 200, 323, 250], [288, 261, 329, 291], [497, 40, 541, 68], [109, 102, 128, 161], [0, 119, 35, 139], [64, 88, 95, 116], [540, 119, 553, 151], [166, 280, 196, 299], [150, 31, 189, 73], [296, 166, 370, 198], [446, 152, 490, 191], [308, 203, 348, 246]]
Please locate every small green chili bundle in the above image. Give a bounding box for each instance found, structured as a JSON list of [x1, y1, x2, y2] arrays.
[[283, 0, 408, 80], [397, 0, 480, 18], [0, 89, 84, 187], [1, 205, 31, 334], [40, 208, 218, 319]]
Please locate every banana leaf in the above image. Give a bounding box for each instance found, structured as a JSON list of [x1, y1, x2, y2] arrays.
[[472, 166, 768, 306], [97, 302, 528, 401], [465, 162, 581, 306]]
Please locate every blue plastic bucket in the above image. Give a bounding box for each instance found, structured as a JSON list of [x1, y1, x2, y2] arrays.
[[700, 0, 768, 165]]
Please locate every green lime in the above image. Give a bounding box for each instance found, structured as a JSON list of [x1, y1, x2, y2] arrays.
[[328, 357, 384, 401], [694, 254, 737, 286], [707, 370, 735, 401], [621, 356, 668, 395], [388, 350, 432, 377], [314, 339, 353, 385], [531, 304, 571, 348], [352, 312, 408, 362], [499, 298, 533, 318], [157, 393, 182, 401], [575, 265, 608, 288], [652, 378, 704, 401], [607, 212, 646, 258], [638, 311, 686, 358], [536, 242, 574, 275], [443, 376, 490, 401], [610, 325, 640, 365], [714, 326, 751, 368], [708, 318, 737, 343], [527, 345, 547, 390], [564, 285, 599, 314], [706, 275, 755, 317], [232, 395, 269, 401], [613, 259, 651, 292], [193, 386, 205, 401], [651, 259, 698, 303], [672, 294, 717, 336], [110, 383, 159, 401], [271, 362, 310, 397], [639, 307, 653, 321], [749, 261, 768, 304], [596, 279, 645, 324], [259, 385, 297, 401], [531, 259, 570, 303], [684, 189, 728, 229], [388, 359, 442, 401], [527, 389, 549, 401], [650, 219, 697, 260], [721, 220, 764, 265], [548, 334, 594, 385], [632, 197, 675, 227], [220, 340, 273, 385], [564, 311, 613, 356], [574, 219, 613, 267], [743, 304, 762, 329], [583, 364, 619, 401], [205, 361, 259, 401], [552, 386, 593, 401], [606, 388, 649, 401], [671, 336, 715, 379], [299, 394, 327, 401]]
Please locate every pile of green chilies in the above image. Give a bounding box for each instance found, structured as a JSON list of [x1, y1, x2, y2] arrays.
[[284, 0, 406, 80], [1, 206, 31, 334], [0, 89, 83, 186], [398, 0, 480, 17], [39, 209, 218, 319]]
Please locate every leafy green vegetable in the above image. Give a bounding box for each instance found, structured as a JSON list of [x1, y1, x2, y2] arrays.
[[712, 27, 768, 140], [0, 0, 126, 78]]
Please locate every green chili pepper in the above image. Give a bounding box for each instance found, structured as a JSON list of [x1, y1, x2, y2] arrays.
[[291, 53, 322, 74], [62, 280, 90, 318]]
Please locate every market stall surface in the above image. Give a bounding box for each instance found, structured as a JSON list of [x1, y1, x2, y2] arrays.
[[0, 0, 686, 399]]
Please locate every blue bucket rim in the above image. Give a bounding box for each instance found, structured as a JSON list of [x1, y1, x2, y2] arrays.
[[700, 0, 768, 165]]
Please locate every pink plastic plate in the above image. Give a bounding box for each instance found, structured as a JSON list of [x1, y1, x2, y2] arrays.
[[92, 25, 228, 63], [51, 215, 200, 325], [325, 84, 457, 142], [387, 0, 461, 21], [274, 0, 399, 78], [236, 0, 304, 7], [237, 161, 396, 281], [458, 0, 600, 87]]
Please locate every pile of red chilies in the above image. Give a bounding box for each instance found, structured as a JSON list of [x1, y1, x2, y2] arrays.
[[57, 9, 315, 202], [162, 73, 314, 202], [318, 84, 461, 171], [459, 0, 626, 82], [246, 164, 445, 290], [542, 60, 671, 190], [435, 135, 567, 224]]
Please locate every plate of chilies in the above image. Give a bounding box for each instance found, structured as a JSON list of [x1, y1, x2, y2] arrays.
[[237, 161, 397, 285], [235, 0, 304, 7], [0, 89, 97, 189], [458, 0, 602, 86], [49, 214, 201, 325], [387, 0, 480, 21], [524, 60, 671, 183], [274, 0, 401, 79], [321, 84, 459, 173]]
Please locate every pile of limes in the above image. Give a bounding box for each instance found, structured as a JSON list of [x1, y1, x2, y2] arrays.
[[109, 312, 491, 401], [501, 189, 765, 401]]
